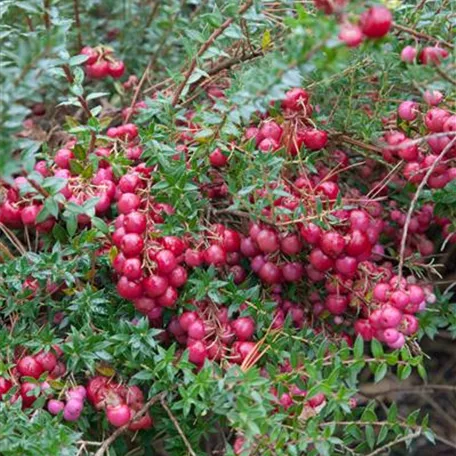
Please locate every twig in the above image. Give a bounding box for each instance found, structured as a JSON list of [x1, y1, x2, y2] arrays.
[[332, 133, 383, 154], [397, 136, 456, 282], [171, 0, 254, 106], [43, 0, 51, 30], [361, 384, 456, 397], [94, 392, 165, 456], [0, 223, 27, 256], [26, 178, 51, 198], [0, 240, 14, 260], [435, 434, 456, 450], [434, 65, 456, 86], [62, 64, 97, 153], [378, 131, 456, 150], [145, 1, 160, 29], [365, 428, 422, 456], [160, 398, 197, 456], [73, 0, 82, 50], [393, 23, 454, 50]]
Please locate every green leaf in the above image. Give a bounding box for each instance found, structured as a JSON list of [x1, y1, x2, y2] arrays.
[[371, 339, 383, 359], [92, 217, 109, 234], [44, 197, 59, 218], [353, 335, 364, 359], [374, 363, 387, 383], [398, 364, 412, 380], [365, 425, 375, 450]]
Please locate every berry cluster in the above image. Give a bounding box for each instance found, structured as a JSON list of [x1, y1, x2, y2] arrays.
[[401, 45, 449, 65], [113, 169, 188, 313], [386, 95, 456, 190], [47, 386, 87, 422], [80, 46, 126, 79], [355, 277, 434, 348], [168, 302, 257, 367], [87, 376, 153, 429], [0, 347, 72, 412]]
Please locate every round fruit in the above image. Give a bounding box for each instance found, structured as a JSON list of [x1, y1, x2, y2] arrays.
[[17, 356, 44, 379], [106, 404, 132, 427], [360, 6, 392, 38]]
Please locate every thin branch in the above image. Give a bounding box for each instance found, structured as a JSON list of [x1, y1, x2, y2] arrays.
[[365, 429, 422, 456], [171, 0, 254, 106], [160, 398, 197, 456], [43, 0, 51, 30], [0, 240, 14, 260], [397, 136, 456, 282], [94, 392, 165, 456], [73, 0, 83, 50], [393, 23, 454, 50], [361, 384, 456, 397], [434, 65, 456, 85], [378, 131, 456, 150]]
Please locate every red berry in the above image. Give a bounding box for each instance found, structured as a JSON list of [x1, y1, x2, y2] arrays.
[[106, 404, 132, 427], [117, 276, 143, 300], [143, 275, 168, 298], [256, 229, 280, 253], [54, 148, 74, 169], [17, 356, 44, 379], [86, 60, 110, 79], [21, 205, 42, 226], [123, 211, 147, 234], [133, 296, 157, 314], [320, 231, 345, 258], [185, 249, 204, 267], [397, 101, 418, 122], [204, 245, 226, 266], [354, 319, 374, 341], [282, 88, 310, 111], [309, 248, 334, 272], [259, 121, 283, 142], [108, 60, 125, 79], [280, 234, 302, 255], [401, 46, 417, 63], [118, 193, 141, 214], [222, 229, 241, 253], [120, 233, 144, 257], [339, 24, 363, 47], [119, 173, 141, 193], [232, 317, 255, 341], [187, 319, 206, 339], [168, 266, 188, 288], [302, 129, 328, 150], [360, 6, 392, 38], [419, 47, 449, 65], [282, 262, 304, 282], [20, 382, 39, 408], [188, 340, 208, 365], [179, 311, 199, 332], [0, 377, 13, 399], [155, 249, 177, 274], [258, 262, 282, 284], [345, 230, 371, 257], [335, 256, 358, 277], [156, 286, 178, 307], [123, 257, 143, 280], [258, 138, 279, 152], [325, 294, 348, 315], [80, 46, 98, 65], [209, 148, 228, 167], [35, 351, 57, 373]]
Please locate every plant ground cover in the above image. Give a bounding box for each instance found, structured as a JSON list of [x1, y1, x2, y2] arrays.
[[0, 1, 455, 455]]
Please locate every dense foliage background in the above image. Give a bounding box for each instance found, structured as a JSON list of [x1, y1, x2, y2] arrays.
[[0, 1, 455, 455]]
